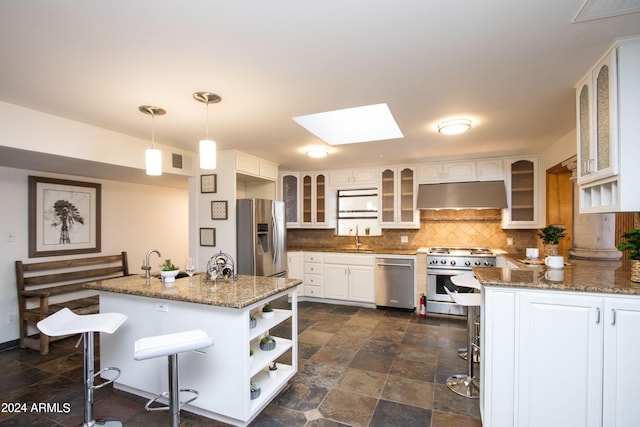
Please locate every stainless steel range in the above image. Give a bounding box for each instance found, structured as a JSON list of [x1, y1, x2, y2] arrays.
[[426, 247, 496, 316]]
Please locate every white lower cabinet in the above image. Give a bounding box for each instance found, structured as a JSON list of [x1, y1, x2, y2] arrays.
[[517, 291, 603, 427], [482, 287, 640, 427], [287, 251, 303, 281], [323, 253, 374, 303], [603, 298, 640, 426]]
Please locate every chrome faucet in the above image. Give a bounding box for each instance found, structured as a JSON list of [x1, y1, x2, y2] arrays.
[[355, 225, 362, 250], [142, 250, 161, 278]]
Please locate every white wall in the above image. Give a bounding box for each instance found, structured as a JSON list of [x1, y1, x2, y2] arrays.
[[0, 101, 195, 175], [192, 151, 238, 275], [0, 166, 189, 345], [542, 129, 577, 171]]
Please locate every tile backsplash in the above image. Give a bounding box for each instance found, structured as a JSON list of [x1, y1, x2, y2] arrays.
[[288, 209, 538, 252]]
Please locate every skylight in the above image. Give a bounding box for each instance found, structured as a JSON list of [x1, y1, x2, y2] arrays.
[[292, 103, 404, 145]]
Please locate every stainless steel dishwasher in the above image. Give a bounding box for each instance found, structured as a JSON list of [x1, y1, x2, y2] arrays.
[[375, 257, 415, 309]]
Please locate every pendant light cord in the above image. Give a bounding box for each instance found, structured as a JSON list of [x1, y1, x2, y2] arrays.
[[205, 102, 210, 140], [151, 112, 156, 149]]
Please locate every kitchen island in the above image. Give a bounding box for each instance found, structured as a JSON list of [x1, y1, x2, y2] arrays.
[[474, 259, 640, 427], [85, 274, 301, 427]]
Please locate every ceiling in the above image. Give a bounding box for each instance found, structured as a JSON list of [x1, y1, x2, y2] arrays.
[[1, 1, 639, 180]]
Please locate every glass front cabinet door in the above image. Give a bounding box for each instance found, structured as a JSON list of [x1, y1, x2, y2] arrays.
[[301, 173, 328, 227], [576, 48, 617, 185], [379, 166, 418, 228]]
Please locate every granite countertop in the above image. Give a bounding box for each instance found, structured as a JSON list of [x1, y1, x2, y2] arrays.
[[288, 247, 420, 255], [474, 256, 640, 296], [84, 274, 302, 308]]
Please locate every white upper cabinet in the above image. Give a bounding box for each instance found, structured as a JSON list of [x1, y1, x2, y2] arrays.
[[328, 168, 377, 188], [280, 172, 333, 228], [576, 36, 640, 213], [301, 172, 330, 228], [379, 166, 419, 228], [418, 158, 504, 183], [235, 151, 278, 180], [280, 172, 300, 227], [476, 158, 505, 181], [501, 156, 543, 229], [576, 50, 616, 184]]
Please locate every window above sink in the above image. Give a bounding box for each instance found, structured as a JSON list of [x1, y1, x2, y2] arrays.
[[336, 188, 381, 236]]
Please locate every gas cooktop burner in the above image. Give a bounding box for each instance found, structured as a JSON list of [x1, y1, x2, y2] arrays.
[[428, 247, 494, 256]]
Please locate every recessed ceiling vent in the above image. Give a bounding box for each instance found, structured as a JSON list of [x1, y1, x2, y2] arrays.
[[172, 153, 183, 169], [573, 0, 640, 22]]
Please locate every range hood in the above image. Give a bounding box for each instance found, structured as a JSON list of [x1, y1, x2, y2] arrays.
[[417, 181, 508, 210]]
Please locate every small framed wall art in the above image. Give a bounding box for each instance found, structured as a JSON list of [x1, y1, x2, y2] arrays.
[[211, 200, 228, 220], [200, 228, 216, 247], [200, 174, 217, 193]]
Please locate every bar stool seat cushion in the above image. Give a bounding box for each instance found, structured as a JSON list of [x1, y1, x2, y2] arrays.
[[37, 307, 127, 336], [444, 287, 481, 307], [451, 275, 481, 290], [134, 330, 213, 361]]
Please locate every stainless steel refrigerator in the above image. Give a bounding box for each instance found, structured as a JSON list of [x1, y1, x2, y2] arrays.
[[236, 198, 287, 277]]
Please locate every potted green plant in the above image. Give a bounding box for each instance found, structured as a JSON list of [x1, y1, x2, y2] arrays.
[[250, 381, 261, 400], [268, 362, 278, 379], [249, 313, 257, 329], [260, 335, 276, 351], [617, 228, 640, 282], [159, 259, 180, 283], [537, 225, 566, 256], [261, 302, 274, 319]]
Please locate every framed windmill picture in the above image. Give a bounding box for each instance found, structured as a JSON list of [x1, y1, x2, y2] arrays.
[[28, 176, 101, 257]]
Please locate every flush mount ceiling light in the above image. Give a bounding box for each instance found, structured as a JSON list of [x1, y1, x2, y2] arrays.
[[193, 91, 222, 170], [293, 103, 404, 145], [138, 105, 166, 176], [437, 119, 472, 135], [305, 146, 330, 158]]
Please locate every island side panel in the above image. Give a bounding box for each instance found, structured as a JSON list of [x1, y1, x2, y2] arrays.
[[99, 291, 250, 422], [481, 287, 517, 427]]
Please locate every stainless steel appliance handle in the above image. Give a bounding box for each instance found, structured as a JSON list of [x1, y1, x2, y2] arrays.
[[271, 204, 279, 265], [427, 269, 472, 276], [377, 262, 412, 268]]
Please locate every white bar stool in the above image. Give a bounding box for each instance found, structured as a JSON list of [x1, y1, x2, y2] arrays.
[[134, 330, 214, 427], [451, 275, 481, 362], [37, 307, 127, 427], [444, 285, 480, 399]]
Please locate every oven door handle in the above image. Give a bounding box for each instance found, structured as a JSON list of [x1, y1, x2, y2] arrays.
[[427, 270, 471, 276]]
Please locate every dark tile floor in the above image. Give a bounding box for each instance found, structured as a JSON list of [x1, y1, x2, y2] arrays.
[[0, 300, 482, 426]]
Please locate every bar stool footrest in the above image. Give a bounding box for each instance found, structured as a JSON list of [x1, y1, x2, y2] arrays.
[[144, 389, 200, 412], [92, 367, 121, 390]]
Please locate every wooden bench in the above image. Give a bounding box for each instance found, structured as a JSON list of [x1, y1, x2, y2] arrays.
[[15, 252, 129, 355]]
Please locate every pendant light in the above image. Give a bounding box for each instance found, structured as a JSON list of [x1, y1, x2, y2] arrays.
[[138, 105, 166, 176], [193, 91, 221, 170]]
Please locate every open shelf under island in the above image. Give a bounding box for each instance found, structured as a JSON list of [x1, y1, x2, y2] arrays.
[[85, 274, 301, 427]]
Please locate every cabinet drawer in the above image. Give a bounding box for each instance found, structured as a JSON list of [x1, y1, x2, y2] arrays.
[[304, 253, 323, 263], [304, 275, 323, 286], [304, 264, 323, 274], [304, 285, 323, 297]]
